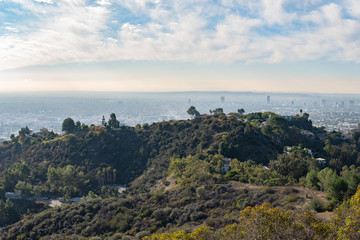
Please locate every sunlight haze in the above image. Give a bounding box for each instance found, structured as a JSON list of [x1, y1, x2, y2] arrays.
[[1, 0, 360, 93]]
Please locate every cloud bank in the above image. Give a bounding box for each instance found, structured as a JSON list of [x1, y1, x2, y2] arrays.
[[0, 0, 360, 71]]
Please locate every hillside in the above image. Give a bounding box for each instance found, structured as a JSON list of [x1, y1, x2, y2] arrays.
[[0, 113, 286, 197], [0, 181, 329, 239], [1, 111, 360, 239]]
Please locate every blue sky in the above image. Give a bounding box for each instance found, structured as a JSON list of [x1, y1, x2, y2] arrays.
[[0, 0, 360, 93]]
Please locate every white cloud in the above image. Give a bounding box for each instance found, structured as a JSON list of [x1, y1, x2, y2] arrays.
[[261, 0, 296, 25], [321, 3, 342, 24], [33, 0, 53, 4], [0, 0, 110, 69], [4, 26, 19, 32], [0, 0, 360, 71], [345, 0, 360, 19], [301, 10, 323, 24], [96, 0, 110, 6]]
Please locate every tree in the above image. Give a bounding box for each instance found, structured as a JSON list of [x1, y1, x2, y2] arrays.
[[47, 165, 88, 197], [302, 112, 310, 120], [62, 118, 76, 133], [169, 156, 211, 186], [317, 168, 337, 192], [81, 123, 89, 130], [211, 108, 224, 115], [270, 148, 309, 180], [0, 199, 20, 227], [340, 165, 360, 195], [108, 113, 120, 129], [329, 177, 348, 202], [187, 106, 200, 118], [238, 108, 245, 115], [102, 115, 107, 127], [305, 170, 319, 189], [14, 181, 33, 197], [75, 121, 81, 131], [19, 126, 31, 136], [317, 168, 348, 202], [221, 204, 331, 240], [333, 186, 360, 239], [269, 115, 288, 128], [39, 127, 49, 136]]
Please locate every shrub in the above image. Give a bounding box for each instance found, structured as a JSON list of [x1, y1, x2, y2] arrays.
[[308, 199, 325, 212]]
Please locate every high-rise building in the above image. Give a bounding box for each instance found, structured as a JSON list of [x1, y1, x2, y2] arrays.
[[267, 96, 270, 104], [221, 96, 225, 104], [321, 99, 327, 106], [291, 100, 295, 106], [188, 98, 191, 105], [350, 100, 355, 106]]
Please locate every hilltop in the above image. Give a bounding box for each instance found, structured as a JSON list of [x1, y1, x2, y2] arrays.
[[1, 111, 360, 239]]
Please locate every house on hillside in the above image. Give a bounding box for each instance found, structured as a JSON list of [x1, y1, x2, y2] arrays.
[[304, 148, 313, 156], [301, 130, 314, 137], [5, 192, 22, 199], [260, 117, 270, 127], [70, 197, 89, 203], [221, 158, 232, 173], [284, 146, 313, 157], [283, 146, 292, 153], [316, 158, 326, 165]]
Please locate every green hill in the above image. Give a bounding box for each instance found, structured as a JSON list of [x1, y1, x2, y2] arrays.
[[1, 112, 360, 239]]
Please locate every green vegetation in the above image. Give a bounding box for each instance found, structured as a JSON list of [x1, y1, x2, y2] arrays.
[[0, 199, 20, 227], [107, 113, 120, 129], [187, 106, 200, 118], [0, 124, 147, 200], [62, 117, 76, 133], [1, 110, 360, 238], [143, 186, 360, 240]]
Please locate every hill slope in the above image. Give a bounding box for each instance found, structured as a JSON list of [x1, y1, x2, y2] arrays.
[[1, 112, 360, 239]]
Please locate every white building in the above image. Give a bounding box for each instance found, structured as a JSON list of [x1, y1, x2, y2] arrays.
[[221, 158, 232, 173], [5, 192, 22, 199]]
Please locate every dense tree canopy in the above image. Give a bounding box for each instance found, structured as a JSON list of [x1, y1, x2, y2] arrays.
[[108, 113, 120, 129], [187, 106, 200, 117], [62, 118, 76, 133]]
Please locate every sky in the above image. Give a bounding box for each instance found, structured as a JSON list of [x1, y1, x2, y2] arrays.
[[0, 0, 360, 93]]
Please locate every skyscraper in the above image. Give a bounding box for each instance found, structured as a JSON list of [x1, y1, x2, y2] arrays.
[[267, 96, 270, 104]]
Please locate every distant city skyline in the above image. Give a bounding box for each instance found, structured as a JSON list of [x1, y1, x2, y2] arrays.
[[1, 92, 360, 139], [1, 1, 360, 93]]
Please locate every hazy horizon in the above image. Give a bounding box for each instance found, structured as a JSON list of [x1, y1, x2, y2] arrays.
[[0, 91, 359, 138], [1, 90, 360, 97]]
